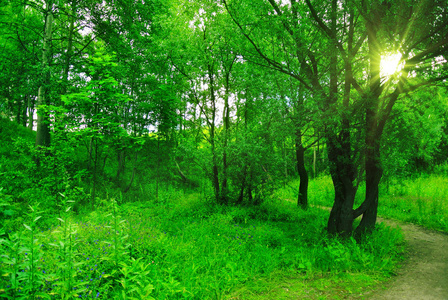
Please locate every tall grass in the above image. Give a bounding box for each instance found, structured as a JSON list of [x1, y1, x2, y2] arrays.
[[0, 189, 404, 299], [379, 175, 448, 231], [277, 174, 448, 232]]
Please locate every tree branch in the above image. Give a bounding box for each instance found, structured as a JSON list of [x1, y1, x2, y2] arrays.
[[222, 0, 312, 90]]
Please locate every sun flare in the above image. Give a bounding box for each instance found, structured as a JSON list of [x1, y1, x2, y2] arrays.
[[381, 53, 403, 78]]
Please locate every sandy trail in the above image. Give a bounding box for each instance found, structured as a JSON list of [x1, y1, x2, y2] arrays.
[[363, 218, 448, 300]]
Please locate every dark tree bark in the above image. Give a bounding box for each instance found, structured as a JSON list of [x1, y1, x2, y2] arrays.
[[221, 72, 231, 202], [123, 151, 138, 194], [116, 149, 125, 180], [295, 132, 308, 209], [325, 0, 357, 236], [237, 169, 246, 205], [22, 94, 28, 127], [35, 4, 53, 151], [326, 133, 357, 235], [352, 10, 384, 234]]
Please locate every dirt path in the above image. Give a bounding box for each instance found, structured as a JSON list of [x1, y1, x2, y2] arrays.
[[363, 218, 448, 300]]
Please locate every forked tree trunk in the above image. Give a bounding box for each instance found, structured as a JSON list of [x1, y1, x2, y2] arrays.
[[356, 166, 381, 236], [237, 169, 246, 205], [354, 13, 383, 236], [355, 127, 383, 236], [326, 0, 358, 235], [326, 134, 357, 236]]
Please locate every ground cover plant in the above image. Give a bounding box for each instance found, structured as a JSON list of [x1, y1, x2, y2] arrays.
[[0, 192, 404, 299]]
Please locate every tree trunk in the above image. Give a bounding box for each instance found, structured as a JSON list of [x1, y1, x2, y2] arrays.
[[124, 151, 138, 194], [326, 133, 357, 235], [116, 149, 125, 180], [35, 3, 53, 151], [22, 94, 28, 127], [91, 137, 98, 211], [355, 152, 382, 236], [16, 95, 22, 125], [35, 4, 53, 157], [221, 77, 230, 202], [54, 0, 75, 134], [354, 14, 383, 236], [237, 166, 247, 205], [326, 0, 358, 235], [62, 2, 75, 97], [156, 136, 160, 199], [295, 132, 308, 209], [208, 64, 222, 204]]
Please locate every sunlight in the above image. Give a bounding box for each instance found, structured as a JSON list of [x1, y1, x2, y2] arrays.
[[381, 52, 403, 78]]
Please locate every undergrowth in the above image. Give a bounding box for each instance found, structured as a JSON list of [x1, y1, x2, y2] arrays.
[[1, 191, 404, 299]]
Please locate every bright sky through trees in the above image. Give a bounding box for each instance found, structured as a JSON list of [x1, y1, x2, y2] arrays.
[[381, 53, 403, 78]]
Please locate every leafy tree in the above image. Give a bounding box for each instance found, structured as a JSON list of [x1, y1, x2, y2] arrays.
[[224, 0, 448, 235], [167, 0, 237, 203], [0, 1, 42, 126], [382, 87, 448, 178], [63, 46, 132, 209]]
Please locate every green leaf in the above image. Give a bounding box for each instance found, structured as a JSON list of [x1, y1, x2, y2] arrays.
[[3, 209, 14, 216]]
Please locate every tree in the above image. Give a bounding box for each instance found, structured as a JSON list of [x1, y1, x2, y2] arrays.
[[0, 0, 97, 152], [167, 0, 237, 203], [224, 0, 448, 235], [0, 1, 42, 127], [63, 46, 132, 209], [382, 87, 448, 179], [35, 0, 54, 150]]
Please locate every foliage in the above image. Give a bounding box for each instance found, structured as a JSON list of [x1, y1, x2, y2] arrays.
[[0, 0, 447, 297], [0, 191, 404, 299], [382, 87, 448, 177]]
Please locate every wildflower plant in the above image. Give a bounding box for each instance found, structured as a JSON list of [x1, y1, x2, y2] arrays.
[[0, 230, 21, 298]]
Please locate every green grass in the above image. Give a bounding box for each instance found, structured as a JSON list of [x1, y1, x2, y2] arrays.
[[0, 191, 404, 299], [379, 175, 448, 232], [277, 174, 448, 233]]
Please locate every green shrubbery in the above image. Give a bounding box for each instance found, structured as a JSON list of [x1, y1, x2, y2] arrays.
[[1, 192, 404, 299]]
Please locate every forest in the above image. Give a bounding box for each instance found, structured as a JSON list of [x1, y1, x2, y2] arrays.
[[0, 0, 447, 298]]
